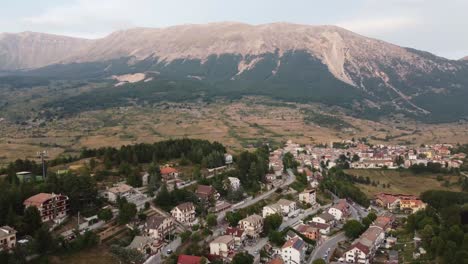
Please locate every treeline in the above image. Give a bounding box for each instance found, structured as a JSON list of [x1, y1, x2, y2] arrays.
[[80, 138, 226, 168], [409, 162, 458, 174], [406, 190, 468, 264], [319, 169, 370, 207]]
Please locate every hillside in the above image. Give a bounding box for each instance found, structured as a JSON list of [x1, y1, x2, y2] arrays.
[[1, 22, 468, 122]]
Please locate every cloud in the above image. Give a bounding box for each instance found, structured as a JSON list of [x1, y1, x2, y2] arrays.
[[337, 17, 421, 34], [21, 0, 154, 37]]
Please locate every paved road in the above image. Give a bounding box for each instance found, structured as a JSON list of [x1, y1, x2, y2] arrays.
[[244, 204, 331, 257], [216, 169, 297, 222], [309, 232, 346, 263], [145, 237, 182, 264]]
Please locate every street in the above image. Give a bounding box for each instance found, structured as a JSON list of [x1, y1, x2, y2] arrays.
[[308, 232, 346, 263]]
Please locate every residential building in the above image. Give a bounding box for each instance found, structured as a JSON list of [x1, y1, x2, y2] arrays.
[[262, 204, 282, 218], [400, 199, 426, 213], [227, 177, 241, 190], [310, 222, 331, 235], [178, 255, 203, 264], [281, 237, 307, 264], [239, 214, 264, 238], [23, 193, 69, 223], [375, 193, 400, 211], [328, 199, 349, 221], [171, 202, 196, 225], [196, 185, 220, 201], [224, 154, 233, 165], [145, 215, 175, 242], [295, 224, 320, 240], [276, 199, 297, 216], [160, 167, 179, 181], [103, 183, 134, 203], [209, 235, 235, 257], [0, 226, 16, 251], [224, 227, 246, 246], [267, 257, 285, 264], [312, 212, 335, 226], [343, 226, 385, 264], [263, 199, 297, 218], [299, 189, 317, 206], [126, 236, 153, 254]]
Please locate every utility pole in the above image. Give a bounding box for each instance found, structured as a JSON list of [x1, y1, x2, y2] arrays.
[[37, 150, 48, 179]]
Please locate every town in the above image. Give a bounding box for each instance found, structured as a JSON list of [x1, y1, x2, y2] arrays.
[[0, 138, 467, 264]]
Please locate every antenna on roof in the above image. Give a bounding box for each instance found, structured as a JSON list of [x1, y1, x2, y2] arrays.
[[37, 150, 48, 180]]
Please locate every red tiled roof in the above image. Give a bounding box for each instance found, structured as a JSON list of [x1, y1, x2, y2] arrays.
[[197, 185, 215, 197], [24, 193, 54, 206], [268, 257, 284, 264], [352, 241, 370, 255], [177, 255, 202, 264], [161, 167, 178, 175], [225, 227, 244, 237]]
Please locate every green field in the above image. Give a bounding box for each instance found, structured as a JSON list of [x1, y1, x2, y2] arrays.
[[344, 169, 461, 197]]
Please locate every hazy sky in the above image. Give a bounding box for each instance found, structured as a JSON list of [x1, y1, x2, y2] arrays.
[[1, 0, 467, 59]]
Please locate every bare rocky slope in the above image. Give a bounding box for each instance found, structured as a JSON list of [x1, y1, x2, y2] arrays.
[[1, 22, 468, 122]]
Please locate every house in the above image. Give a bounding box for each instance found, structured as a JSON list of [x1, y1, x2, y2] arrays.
[[227, 177, 241, 190], [276, 199, 297, 216], [310, 222, 331, 235], [239, 214, 264, 238], [343, 226, 385, 264], [263, 199, 297, 218], [160, 167, 179, 180], [372, 215, 394, 232], [224, 154, 233, 165], [299, 189, 317, 206], [145, 215, 175, 242], [142, 172, 150, 186], [103, 183, 134, 203], [171, 202, 196, 225], [312, 212, 335, 226], [267, 257, 284, 264], [281, 237, 307, 264], [328, 199, 349, 221], [295, 224, 320, 240], [375, 193, 400, 211], [224, 227, 246, 246], [23, 193, 69, 223], [209, 235, 235, 257], [178, 255, 204, 264], [213, 201, 232, 213], [400, 199, 426, 213], [262, 204, 282, 218], [126, 236, 153, 254], [196, 185, 220, 201], [0, 226, 16, 251]]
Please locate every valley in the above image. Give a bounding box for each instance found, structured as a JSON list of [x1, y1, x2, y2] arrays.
[[1, 94, 467, 166]]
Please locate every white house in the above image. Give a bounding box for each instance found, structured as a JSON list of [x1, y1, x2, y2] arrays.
[[281, 237, 307, 264], [312, 212, 335, 226], [328, 199, 349, 221], [299, 189, 317, 206], [239, 214, 264, 238], [263, 204, 282, 218], [170, 202, 196, 225], [145, 215, 175, 242], [227, 177, 241, 190], [343, 226, 385, 264], [224, 154, 233, 165], [276, 199, 297, 216], [103, 183, 134, 203], [210, 235, 235, 257]]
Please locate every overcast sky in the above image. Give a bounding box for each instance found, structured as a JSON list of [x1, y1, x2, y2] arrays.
[[1, 0, 467, 59]]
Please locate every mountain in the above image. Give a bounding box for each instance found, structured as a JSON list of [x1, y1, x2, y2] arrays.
[[461, 56, 468, 60], [0, 32, 91, 70], [1, 22, 468, 123]]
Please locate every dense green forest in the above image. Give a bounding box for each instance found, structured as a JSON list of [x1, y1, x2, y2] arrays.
[[404, 190, 468, 264]]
